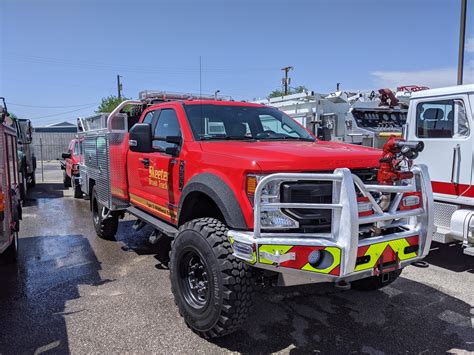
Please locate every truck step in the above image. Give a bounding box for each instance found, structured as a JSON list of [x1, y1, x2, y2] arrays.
[[463, 247, 474, 256], [132, 219, 147, 231], [149, 230, 167, 244], [127, 206, 178, 238]]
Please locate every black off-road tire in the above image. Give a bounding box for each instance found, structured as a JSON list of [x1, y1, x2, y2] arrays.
[[73, 183, 83, 199], [170, 218, 253, 339], [92, 187, 118, 240], [63, 172, 71, 188], [28, 172, 36, 188], [1, 232, 18, 264], [351, 269, 402, 291], [19, 170, 27, 202]]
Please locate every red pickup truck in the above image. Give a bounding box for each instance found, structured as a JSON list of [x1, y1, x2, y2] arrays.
[[61, 138, 83, 198], [79, 91, 434, 339]]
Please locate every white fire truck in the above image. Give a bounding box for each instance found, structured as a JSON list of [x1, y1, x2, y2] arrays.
[[0, 98, 22, 263], [405, 84, 474, 255], [255, 86, 427, 149]]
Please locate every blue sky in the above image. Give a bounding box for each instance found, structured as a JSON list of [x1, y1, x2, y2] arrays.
[[1, 0, 473, 126]]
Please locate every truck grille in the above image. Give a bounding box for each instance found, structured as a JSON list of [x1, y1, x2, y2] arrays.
[[281, 181, 333, 233], [280, 169, 377, 233]]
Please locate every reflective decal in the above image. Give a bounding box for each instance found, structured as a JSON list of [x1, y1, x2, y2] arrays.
[[355, 236, 419, 273], [129, 193, 177, 220], [258, 244, 341, 276]]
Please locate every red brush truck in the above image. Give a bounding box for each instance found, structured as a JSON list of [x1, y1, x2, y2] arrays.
[[0, 98, 22, 263], [61, 137, 83, 198], [79, 91, 434, 338]]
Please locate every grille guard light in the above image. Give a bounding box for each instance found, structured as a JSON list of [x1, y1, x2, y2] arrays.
[[357, 196, 373, 217], [400, 192, 422, 210]]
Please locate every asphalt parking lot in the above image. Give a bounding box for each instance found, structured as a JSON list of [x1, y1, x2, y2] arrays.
[[0, 162, 473, 354]]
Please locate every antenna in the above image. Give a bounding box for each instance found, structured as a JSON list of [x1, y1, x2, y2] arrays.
[[199, 56, 202, 99]]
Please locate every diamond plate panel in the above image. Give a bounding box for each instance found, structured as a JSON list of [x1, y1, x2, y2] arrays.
[[434, 201, 460, 229]]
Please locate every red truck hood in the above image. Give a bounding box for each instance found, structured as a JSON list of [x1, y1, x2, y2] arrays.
[[200, 140, 381, 172]]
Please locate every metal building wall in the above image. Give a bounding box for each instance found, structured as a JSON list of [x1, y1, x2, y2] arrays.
[[32, 132, 76, 161]]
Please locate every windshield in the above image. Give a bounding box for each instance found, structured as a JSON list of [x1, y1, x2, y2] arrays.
[[183, 104, 315, 141]]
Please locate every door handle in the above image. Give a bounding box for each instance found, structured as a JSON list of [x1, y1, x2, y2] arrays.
[[141, 158, 150, 168], [451, 144, 461, 184]]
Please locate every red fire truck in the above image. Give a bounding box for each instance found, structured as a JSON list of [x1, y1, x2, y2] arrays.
[[0, 98, 22, 263], [79, 91, 433, 338], [61, 137, 83, 198]]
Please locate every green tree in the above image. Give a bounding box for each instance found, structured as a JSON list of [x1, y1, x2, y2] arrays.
[[96, 95, 130, 113], [268, 85, 308, 99]]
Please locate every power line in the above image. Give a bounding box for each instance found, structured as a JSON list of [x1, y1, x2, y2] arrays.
[[4, 52, 281, 74], [27, 104, 98, 120], [8, 102, 98, 109]]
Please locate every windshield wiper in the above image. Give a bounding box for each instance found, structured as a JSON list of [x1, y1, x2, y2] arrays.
[[200, 135, 255, 141], [280, 136, 315, 142], [259, 136, 315, 142]]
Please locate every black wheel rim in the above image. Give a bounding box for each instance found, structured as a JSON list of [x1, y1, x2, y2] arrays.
[[92, 198, 99, 225], [179, 248, 210, 310]]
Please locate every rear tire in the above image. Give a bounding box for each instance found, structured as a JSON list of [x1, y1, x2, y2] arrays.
[[1, 232, 18, 264], [170, 218, 253, 338], [19, 171, 27, 202], [92, 186, 118, 240], [28, 172, 36, 188], [63, 172, 71, 188], [73, 182, 83, 199], [351, 269, 402, 291]]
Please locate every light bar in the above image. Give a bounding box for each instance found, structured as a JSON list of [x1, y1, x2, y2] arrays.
[[139, 90, 232, 102]]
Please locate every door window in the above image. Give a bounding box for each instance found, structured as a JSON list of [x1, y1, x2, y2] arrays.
[[74, 142, 80, 155], [142, 111, 155, 125], [7, 136, 16, 184], [454, 100, 470, 137], [153, 109, 181, 150], [416, 99, 469, 138]]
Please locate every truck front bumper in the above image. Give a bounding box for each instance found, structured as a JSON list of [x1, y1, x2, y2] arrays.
[[227, 166, 434, 284]]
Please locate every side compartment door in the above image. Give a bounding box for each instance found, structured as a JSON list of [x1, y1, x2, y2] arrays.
[[408, 95, 473, 198]]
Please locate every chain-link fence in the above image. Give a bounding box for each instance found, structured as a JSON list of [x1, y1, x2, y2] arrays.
[[32, 132, 76, 161]]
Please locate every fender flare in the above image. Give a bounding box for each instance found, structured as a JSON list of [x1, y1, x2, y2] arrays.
[[178, 173, 248, 230]]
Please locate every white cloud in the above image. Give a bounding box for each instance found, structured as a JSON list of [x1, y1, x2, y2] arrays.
[[466, 37, 474, 53], [371, 67, 457, 88]]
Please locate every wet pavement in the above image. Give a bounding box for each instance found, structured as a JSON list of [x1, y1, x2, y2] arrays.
[[0, 164, 474, 353]]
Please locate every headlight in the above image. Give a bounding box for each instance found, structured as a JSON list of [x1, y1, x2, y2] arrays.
[[246, 174, 298, 229]]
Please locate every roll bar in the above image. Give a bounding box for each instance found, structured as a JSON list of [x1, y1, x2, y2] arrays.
[[106, 100, 142, 131]]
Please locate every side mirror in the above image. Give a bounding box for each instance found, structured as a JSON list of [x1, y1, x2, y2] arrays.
[[26, 121, 33, 144], [62, 152, 72, 159], [165, 136, 182, 145], [129, 123, 152, 153], [165, 146, 179, 156]]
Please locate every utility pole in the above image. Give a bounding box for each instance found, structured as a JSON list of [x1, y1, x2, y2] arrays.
[[117, 74, 123, 98], [281, 66, 293, 95], [457, 0, 467, 85]]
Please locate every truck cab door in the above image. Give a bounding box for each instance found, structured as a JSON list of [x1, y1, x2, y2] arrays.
[[127, 110, 157, 206], [407, 95, 473, 201], [128, 108, 183, 224], [145, 108, 182, 224]]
